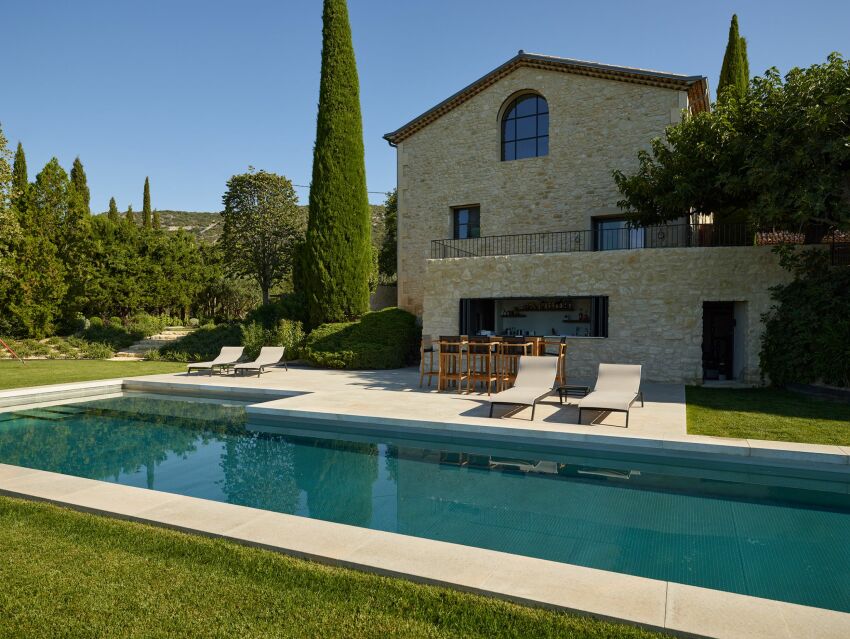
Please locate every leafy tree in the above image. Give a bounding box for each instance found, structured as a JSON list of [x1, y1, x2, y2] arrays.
[[760, 247, 850, 387], [378, 189, 397, 279], [125, 204, 135, 227], [28, 158, 72, 238], [0, 127, 23, 334], [11, 141, 27, 212], [614, 53, 850, 236], [221, 170, 306, 305], [107, 197, 120, 223], [302, 0, 372, 326], [69, 156, 91, 215], [143, 176, 152, 228], [717, 14, 749, 102]]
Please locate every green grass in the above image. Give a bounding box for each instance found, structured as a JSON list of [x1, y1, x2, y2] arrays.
[[0, 496, 667, 639], [0, 359, 185, 390], [687, 386, 850, 446]]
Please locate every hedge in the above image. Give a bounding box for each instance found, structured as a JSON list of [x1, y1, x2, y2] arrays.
[[303, 308, 420, 369]]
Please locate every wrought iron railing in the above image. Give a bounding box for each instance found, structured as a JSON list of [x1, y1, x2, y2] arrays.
[[430, 223, 762, 259]]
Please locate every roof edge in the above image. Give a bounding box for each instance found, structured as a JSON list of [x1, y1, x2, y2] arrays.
[[384, 52, 708, 145]]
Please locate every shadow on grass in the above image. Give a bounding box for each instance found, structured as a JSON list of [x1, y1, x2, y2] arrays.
[[686, 386, 850, 421]]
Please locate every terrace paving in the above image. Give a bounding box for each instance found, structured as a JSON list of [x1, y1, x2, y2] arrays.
[[130, 364, 687, 438]]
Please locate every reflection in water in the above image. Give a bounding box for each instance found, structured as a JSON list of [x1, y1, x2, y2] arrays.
[[294, 439, 378, 527], [1, 393, 849, 613]]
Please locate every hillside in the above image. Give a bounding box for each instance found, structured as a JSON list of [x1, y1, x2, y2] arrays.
[[97, 206, 387, 245]]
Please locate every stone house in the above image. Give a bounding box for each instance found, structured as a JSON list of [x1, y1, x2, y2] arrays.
[[383, 51, 790, 383]]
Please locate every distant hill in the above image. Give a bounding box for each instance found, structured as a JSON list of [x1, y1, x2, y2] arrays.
[[97, 205, 387, 246]]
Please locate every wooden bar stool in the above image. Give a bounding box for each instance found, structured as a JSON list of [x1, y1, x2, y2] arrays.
[[438, 336, 468, 393], [419, 336, 440, 387], [497, 337, 533, 391], [466, 336, 499, 395], [542, 337, 568, 386]]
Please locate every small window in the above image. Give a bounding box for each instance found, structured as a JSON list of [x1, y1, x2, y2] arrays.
[[593, 218, 645, 251], [501, 94, 549, 161], [453, 206, 480, 239]]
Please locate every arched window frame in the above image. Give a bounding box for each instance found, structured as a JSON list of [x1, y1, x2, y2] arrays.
[[500, 92, 549, 161]]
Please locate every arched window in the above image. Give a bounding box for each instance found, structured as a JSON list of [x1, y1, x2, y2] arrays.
[[501, 94, 549, 161]]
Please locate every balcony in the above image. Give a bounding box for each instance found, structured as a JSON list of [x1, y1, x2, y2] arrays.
[[430, 223, 844, 260]]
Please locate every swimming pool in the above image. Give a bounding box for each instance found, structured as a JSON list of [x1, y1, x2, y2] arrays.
[[1, 392, 848, 612]]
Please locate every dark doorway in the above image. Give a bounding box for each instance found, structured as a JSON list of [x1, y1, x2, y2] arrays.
[[702, 302, 735, 380], [459, 298, 495, 336]]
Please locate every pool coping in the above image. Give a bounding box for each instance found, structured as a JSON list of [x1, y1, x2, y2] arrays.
[[1, 463, 848, 639], [2, 378, 850, 637]]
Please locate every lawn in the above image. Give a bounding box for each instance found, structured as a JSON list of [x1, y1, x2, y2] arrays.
[[0, 496, 668, 639], [687, 386, 850, 447], [0, 359, 185, 390]]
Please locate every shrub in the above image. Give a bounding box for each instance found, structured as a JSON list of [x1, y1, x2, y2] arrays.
[[127, 312, 170, 338], [82, 323, 139, 351], [88, 317, 104, 329], [245, 292, 307, 328], [303, 308, 419, 369], [159, 323, 242, 362], [760, 248, 850, 387], [240, 322, 267, 360], [78, 341, 115, 360], [108, 316, 124, 329], [143, 348, 162, 361], [188, 318, 200, 328], [241, 319, 305, 360]]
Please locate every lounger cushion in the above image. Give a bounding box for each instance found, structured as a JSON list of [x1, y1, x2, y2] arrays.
[[577, 390, 637, 412], [490, 386, 553, 406]]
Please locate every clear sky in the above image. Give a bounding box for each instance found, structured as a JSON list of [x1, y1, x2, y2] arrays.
[[4, 0, 848, 213]]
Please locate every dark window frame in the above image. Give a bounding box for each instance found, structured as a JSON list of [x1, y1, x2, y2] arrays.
[[501, 94, 549, 161], [452, 205, 481, 239], [459, 295, 609, 338], [592, 216, 646, 251]]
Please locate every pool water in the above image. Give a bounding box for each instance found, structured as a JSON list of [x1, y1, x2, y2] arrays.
[[1, 393, 849, 612]]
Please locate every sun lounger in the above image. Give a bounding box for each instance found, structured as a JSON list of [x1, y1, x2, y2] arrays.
[[577, 363, 644, 427], [488, 355, 559, 420], [186, 346, 245, 375], [233, 346, 286, 377]]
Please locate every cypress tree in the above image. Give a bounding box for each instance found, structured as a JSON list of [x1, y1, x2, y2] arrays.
[[302, 0, 372, 326], [125, 204, 135, 227], [12, 142, 27, 211], [142, 176, 152, 228], [152, 210, 161, 229], [717, 14, 749, 102], [69, 157, 91, 215], [108, 197, 120, 223]]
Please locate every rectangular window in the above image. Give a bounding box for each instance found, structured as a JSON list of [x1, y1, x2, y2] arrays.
[[459, 296, 609, 338], [593, 217, 645, 251], [453, 206, 480, 239]]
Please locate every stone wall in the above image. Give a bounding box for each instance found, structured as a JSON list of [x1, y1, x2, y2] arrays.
[[422, 247, 791, 384], [395, 65, 691, 316]]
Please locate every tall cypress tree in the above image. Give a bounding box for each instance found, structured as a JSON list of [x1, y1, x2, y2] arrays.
[[69, 157, 91, 215], [302, 0, 371, 326], [107, 197, 120, 223], [125, 204, 135, 227], [717, 14, 749, 102], [12, 142, 27, 212], [142, 176, 152, 228]]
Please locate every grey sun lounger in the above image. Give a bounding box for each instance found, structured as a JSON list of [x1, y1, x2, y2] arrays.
[[233, 346, 287, 377], [578, 363, 644, 428], [488, 355, 559, 420], [187, 346, 245, 375]]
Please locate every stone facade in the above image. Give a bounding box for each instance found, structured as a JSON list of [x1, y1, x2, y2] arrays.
[[422, 247, 791, 384], [394, 65, 690, 316], [387, 58, 788, 383]]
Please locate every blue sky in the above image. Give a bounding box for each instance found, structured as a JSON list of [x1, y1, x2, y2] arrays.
[[4, 0, 848, 213]]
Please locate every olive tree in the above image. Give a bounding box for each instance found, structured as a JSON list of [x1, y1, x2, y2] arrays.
[[221, 170, 306, 304]]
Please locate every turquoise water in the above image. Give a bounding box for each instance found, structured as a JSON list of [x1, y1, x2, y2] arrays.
[[1, 393, 849, 612]]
